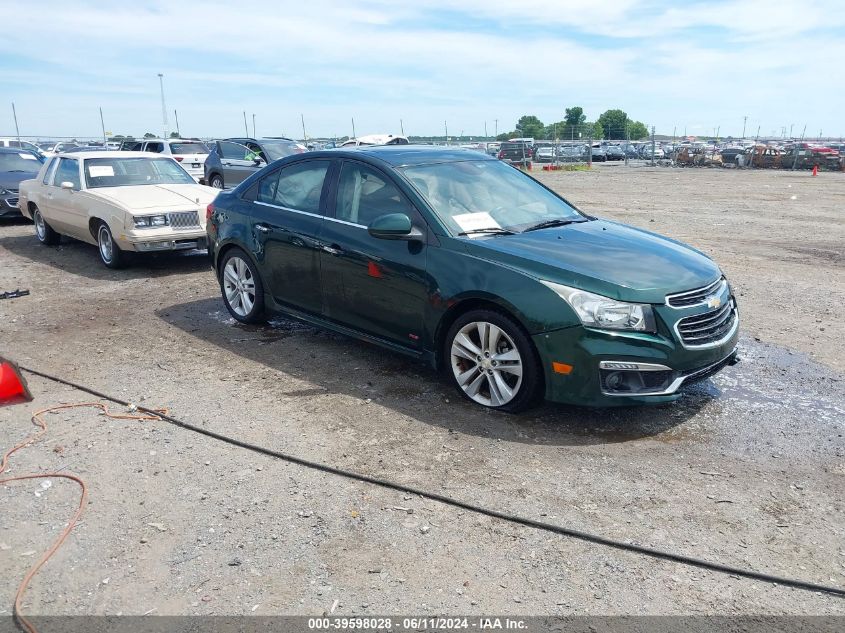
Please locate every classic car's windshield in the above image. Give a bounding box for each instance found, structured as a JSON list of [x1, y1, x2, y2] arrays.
[[83, 157, 195, 188], [401, 159, 584, 235]]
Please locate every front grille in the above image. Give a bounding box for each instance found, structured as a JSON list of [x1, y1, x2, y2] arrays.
[[676, 301, 737, 346], [5, 197, 19, 208], [167, 211, 201, 230], [666, 277, 725, 307]]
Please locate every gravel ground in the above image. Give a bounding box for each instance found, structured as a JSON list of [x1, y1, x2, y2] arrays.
[[0, 166, 843, 618]]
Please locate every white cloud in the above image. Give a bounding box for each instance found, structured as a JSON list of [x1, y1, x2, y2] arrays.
[[1, 0, 843, 138]]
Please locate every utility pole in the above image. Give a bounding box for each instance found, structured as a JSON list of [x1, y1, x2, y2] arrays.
[[789, 123, 794, 138], [444, 121, 448, 145], [791, 125, 806, 170], [11, 102, 20, 141], [742, 115, 747, 139], [252, 113, 256, 138], [301, 113, 307, 144], [484, 121, 487, 139], [174, 109, 180, 137], [243, 111, 248, 137], [351, 117, 356, 139], [494, 119, 498, 139], [99, 107, 107, 146], [650, 126, 656, 166], [625, 121, 630, 166], [157, 73, 168, 139], [400, 119, 404, 136]]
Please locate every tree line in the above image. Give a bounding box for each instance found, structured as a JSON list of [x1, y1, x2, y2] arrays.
[[497, 108, 649, 142]]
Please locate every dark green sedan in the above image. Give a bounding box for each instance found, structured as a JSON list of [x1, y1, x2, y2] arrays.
[[206, 146, 738, 411]]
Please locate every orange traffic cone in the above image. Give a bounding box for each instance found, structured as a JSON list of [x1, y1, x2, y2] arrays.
[[812, 164, 818, 176]]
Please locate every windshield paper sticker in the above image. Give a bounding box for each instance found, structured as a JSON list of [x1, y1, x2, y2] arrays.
[[88, 165, 115, 177], [453, 212, 501, 235]]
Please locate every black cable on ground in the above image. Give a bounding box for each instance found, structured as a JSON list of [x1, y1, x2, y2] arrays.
[[20, 365, 845, 599]]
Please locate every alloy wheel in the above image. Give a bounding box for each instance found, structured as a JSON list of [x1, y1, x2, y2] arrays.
[[450, 321, 523, 407], [222, 256, 256, 317]]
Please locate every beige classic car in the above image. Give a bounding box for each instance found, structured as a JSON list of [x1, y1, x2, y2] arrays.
[[18, 151, 217, 268]]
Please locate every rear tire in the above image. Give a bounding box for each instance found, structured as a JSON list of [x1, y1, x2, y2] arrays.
[[219, 248, 265, 323], [444, 309, 543, 413], [209, 174, 224, 189], [96, 222, 127, 269], [33, 207, 60, 245]]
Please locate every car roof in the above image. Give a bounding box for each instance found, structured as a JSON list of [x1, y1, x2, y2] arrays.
[[312, 144, 497, 167], [0, 146, 40, 154], [54, 151, 169, 159]]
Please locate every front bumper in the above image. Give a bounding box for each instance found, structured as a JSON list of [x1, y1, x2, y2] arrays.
[[532, 306, 740, 407], [0, 195, 22, 218], [117, 227, 208, 253]]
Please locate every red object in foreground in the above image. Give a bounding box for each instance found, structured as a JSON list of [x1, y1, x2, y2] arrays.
[[0, 359, 32, 406]]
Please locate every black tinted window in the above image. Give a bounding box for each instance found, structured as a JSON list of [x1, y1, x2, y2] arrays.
[[257, 160, 330, 213], [335, 162, 411, 226], [220, 141, 250, 160]]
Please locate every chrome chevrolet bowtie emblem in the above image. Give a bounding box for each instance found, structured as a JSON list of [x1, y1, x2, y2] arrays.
[[706, 295, 722, 309]]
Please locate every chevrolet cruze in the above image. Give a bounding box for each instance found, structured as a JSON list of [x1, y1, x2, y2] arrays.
[[207, 146, 738, 412]]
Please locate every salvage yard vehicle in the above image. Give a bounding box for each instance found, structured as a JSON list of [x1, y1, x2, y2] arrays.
[[204, 137, 305, 189], [0, 147, 44, 218], [207, 146, 739, 412], [497, 141, 533, 168], [780, 143, 841, 170], [18, 151, 217, 268], [139, 138, 209, 183]]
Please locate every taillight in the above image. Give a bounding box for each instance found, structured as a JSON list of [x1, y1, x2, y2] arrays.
[[206, 204, 214, 220], [174, 156, 184, 162]]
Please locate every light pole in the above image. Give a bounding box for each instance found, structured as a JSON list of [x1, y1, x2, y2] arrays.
[[252, 114, 256, 138], [157, 73, 168, 139], [742, 115, 747, 139]]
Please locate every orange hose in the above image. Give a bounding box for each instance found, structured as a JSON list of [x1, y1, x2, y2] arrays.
[[0, 402, 165, 633]]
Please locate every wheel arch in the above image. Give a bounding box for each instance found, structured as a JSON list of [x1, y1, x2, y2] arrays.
[[433, 294, 534, 371]]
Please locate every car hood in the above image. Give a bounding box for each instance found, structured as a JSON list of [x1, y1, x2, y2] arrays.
[[0, 171, 39, 191], [463, 219, 720, 303], [92, 184, 217, 210]]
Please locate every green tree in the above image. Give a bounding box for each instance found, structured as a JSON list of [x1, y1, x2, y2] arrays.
[[543, 121, 569, 140], [590, 121, 604, 139], [627, 121, 649, 140], [564, 106, 586, 127], [169, 131, 180, 138], [496, 132, 513, 141], [143, 132, 156, 138], [515, 115, 545, 140], [596, 109, 630, 140]]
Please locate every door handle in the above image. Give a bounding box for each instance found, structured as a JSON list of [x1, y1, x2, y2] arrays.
[[254, 223, 271, 233], [223, 161, 232, 166], [321, 244, 343, 256]]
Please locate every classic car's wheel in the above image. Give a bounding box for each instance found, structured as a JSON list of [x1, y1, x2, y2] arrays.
[[209, 174, 224, 189], [33, 207, 60, 245], [220, 248, 265, 323], [96, 222, 127, 269], [445, 309, 543, 413]]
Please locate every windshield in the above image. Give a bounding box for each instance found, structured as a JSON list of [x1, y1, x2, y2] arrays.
[[401, 160, 583, 235], [168, 142, 208, 155], [83, 157, 195, 188], [0, 152, 44, 172]]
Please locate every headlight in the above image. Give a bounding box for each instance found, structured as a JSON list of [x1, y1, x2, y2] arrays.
[[540, 281, 656, 332], [134, 214, 169, 228]]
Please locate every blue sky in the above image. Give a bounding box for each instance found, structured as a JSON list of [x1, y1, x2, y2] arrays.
[[2, 0, 843, 140]]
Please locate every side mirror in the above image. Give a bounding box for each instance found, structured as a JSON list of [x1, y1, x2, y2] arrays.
[[60, 181, 75, 190], [253, 157, 265, 166], [367, 213, 423, 241]]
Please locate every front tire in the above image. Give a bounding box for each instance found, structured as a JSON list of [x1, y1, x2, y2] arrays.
[[96, 222, 127, 269], [209, 173, 224, 189], [444, 309, 543, 413], [219, 248, 265, 323], [33, 207, 60, 245]]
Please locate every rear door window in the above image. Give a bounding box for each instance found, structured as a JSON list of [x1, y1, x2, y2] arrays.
[[258, 160, 330, 214]]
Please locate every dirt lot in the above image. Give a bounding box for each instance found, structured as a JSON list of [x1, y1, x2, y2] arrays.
[[0, 166, 843, 619]]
